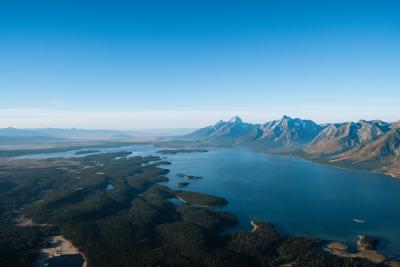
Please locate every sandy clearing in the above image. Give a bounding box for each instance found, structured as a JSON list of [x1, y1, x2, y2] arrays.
[[326, 241, 385, 264], [36, 235, 87, 267]]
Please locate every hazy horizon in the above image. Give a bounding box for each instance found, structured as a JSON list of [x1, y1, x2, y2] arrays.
[[1, 110, 399, 131]]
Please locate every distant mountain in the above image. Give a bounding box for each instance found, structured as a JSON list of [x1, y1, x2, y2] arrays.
[[0, 136, 65, 145], [239, 115, 323, 147], [0, 127, 67, 145], [183, 116, 400, 177], [0, 127, 128, 139], [305, 120, 391, 155], [32, 128, 130, 138], [0, 127, 199, 146], [186, 115, 322, 147], [0, 127, 42, 137], [132, 128, 197, 136], [0, 128, 131, 146], [185, 116, 257, 144]]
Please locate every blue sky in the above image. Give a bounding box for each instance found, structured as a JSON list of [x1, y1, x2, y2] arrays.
[[1, 1, 399, 129]]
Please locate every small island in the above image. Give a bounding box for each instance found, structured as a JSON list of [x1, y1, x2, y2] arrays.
[[74, 149, 101, 155], [157, 149, 208, 155], [174, 190, 228, 207], [176, 182, 190, 187], [177, 173, 202, 180]]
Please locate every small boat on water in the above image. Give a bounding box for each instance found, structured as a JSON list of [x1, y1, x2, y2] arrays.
[[353, 218, 365, 223]]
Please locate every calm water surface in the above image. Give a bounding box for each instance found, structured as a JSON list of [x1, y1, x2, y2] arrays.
[[46, 254, 84, 267], [18, 145, 400, 256], [163, 147, 400, 257]]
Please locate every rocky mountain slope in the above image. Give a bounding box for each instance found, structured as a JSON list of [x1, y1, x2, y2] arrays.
[[329, 128, 400, 177], [184, 116, 400, 177], [185, 116, 257, 144], [333, 128, 400, 161], [187, 115, 322, 147], [304, 120, 391, 155], [240, 115, 323, 147]]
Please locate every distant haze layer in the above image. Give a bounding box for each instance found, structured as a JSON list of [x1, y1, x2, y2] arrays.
[[1, 108, 399, 130]]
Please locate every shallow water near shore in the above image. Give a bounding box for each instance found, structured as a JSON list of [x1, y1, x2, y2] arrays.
[[46, 255, 84, 267], [18, 144, 400, 257]]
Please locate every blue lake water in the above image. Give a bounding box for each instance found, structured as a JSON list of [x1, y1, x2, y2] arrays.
[[46, 254, 84, 267], [17, 144, 400, 257]]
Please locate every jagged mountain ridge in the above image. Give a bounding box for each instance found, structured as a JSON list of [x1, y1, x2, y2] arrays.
[[185, 116, 258, 144], [249, 115, 323, 146], [184, 116, 400, 177], [186, 116, 395, 149], [187, 115, 323, 147]]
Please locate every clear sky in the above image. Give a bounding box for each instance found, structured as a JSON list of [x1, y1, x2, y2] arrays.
[[1, 1, 399, 129]]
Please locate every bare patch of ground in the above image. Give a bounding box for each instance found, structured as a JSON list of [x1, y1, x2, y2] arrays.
[[326, 241, 386, 264], [35, 235, 87, 267]]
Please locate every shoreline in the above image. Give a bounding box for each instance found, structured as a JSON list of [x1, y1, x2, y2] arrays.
[[175, 196, 223, 209], [12, 206, 87, 267], [161, 147, 399, 261], [325, 241, 386, 264], [225, 143, 400, 179], [259, 149, 400, 179], [250, 220, 258, 232], [35, 235, 87, 267]]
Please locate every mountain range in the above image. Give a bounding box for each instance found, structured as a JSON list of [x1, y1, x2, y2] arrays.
[[0, 128, 129, 145], [184, 116, 400, 177], [185, 116, 258, 144], [0, 127, 197, 145]]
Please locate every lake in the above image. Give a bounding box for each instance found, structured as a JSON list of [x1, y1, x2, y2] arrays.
[[46, 254, 84, 267], [18, 144, 400, 257]]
